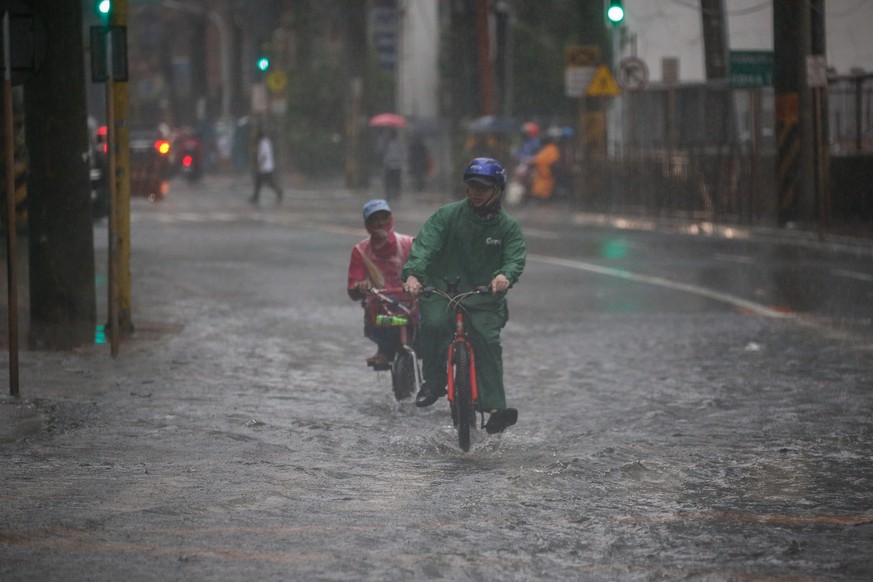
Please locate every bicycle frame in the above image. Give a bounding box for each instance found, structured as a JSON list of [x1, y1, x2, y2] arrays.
[[366, 287, 423, 396], [368, 288, 416, 338], [446, 309, 479, 410], [422, 280, 509, 450], [422, 283, 491, 415]]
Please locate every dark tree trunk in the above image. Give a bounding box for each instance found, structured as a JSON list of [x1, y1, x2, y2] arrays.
[[24, 0, 96, 348]]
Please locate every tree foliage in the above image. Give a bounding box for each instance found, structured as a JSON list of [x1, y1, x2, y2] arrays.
[[511, 0, 588, 120]]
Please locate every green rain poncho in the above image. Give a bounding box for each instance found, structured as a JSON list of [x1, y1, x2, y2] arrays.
[[402, 199, 526, 411]]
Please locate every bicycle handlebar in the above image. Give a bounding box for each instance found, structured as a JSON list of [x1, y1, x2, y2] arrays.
[[421, 285, 495, 299], [368, 287, 406, 296], [366, 287, 417, 317]]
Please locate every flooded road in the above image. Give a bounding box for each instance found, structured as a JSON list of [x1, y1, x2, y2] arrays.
[[2, 178, 872, 580]]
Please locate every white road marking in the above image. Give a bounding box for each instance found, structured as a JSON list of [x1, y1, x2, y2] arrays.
[[714, 253, 756, 265], [523, 227, 560, 239], [528, 253, 790, 318], [831, 269, 873, 283]]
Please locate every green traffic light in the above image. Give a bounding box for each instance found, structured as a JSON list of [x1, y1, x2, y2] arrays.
[[607, 0, 624, 24], [97, 0, 112, 15], [257, 57, 270, 72]]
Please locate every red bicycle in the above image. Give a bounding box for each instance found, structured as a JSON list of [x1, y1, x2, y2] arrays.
[[422, 280, 494, 452], [365, 287, 422, 400]]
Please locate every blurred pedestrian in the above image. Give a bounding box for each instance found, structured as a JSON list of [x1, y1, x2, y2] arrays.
[[408, 136, 430, 192], [514, 121, 541, 164], [250, 129, 282, 205], [382, 129, 404, 201], [530, 134, 560, 202]]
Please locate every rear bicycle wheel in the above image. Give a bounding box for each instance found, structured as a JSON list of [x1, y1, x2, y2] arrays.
[[453, 343, 474, 452], [391, 350, 416, 400]]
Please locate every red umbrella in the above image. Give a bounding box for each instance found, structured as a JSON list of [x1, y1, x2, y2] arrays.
[[369, 113, 406, 128]]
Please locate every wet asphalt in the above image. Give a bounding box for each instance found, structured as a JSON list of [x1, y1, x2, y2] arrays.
[[1, 176, 872, 581]]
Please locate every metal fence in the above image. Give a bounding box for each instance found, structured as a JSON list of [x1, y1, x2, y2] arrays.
[[577, 75, 873, 226], [828, 73, 873, 154]]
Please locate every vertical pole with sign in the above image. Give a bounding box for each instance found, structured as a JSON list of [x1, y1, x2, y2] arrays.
[[91, 7, 129, 356], [104, 25, 120, 357], [564, 46, 600, 211], [91, 24, 125, 356], [110, 0, 133, 341], [807, 54, 829, 235], [3, 11, 18, 396]]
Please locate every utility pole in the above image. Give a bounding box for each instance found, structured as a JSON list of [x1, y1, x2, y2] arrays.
[[701, 0, 728, 81], [473, 0, 494, 115], [810, 0, 829, 229], [774, 0, 815, 225], [344, 0, 367, 189], [494, 0, 511, 116], [3, 12, 18, 395], [574, 0, 611, 208], [24, 0, 96, 350], [112, 0, 134, 337]]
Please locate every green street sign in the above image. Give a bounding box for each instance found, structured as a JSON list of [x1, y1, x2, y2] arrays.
[[729, 50, 774, 88]]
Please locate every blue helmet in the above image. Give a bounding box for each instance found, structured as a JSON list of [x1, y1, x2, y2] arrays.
[[362, 199, 391, 222], [463, 158, 506, 192]]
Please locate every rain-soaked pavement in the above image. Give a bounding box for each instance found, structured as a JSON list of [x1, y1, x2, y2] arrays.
[[1, 176, 872, 580]]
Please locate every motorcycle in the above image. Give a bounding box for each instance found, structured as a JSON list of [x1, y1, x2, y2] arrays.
[[174, 133, 204, 183], [506, 159, 532, 206]]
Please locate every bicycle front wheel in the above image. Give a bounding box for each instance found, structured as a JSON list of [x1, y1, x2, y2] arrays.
[[452, 343, 474, 452]]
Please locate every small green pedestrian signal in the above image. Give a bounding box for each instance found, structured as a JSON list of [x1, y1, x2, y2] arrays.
[[607, 0, 624, 24], [257, 57, 270, 72]]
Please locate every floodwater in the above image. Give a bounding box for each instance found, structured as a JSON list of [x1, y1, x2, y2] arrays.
[[1, 181, 872, 580]]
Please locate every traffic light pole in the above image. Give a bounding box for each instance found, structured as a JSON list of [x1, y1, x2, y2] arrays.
[[105, 37, 120, 357]]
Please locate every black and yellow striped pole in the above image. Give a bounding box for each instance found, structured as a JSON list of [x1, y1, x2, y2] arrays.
[[775, 91, 800, 225], [774, 0, 815, 226]]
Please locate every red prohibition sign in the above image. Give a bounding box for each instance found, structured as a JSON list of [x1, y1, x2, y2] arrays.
[[618, 57, 649, 91]]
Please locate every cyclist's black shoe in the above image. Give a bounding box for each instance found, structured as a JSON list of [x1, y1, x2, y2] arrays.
[[415, 382, 446, 408], [485, 408, 518, 434]]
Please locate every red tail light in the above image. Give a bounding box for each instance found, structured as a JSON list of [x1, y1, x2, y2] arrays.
[[155, 140, 171, 155], [97, 125, 108, 153]]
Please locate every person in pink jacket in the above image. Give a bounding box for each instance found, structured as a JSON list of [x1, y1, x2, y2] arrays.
[[347, 199, 415, 366]]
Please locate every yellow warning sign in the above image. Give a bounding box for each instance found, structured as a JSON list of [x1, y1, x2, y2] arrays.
[[586, 65, 621, 97], [267, 70, 288, 94]]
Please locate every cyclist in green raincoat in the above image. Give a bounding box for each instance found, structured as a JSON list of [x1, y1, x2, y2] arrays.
[[403, 158, 526, 434]]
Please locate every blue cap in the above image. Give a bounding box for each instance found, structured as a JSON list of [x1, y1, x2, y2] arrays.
[[363, 199, 391, 221]]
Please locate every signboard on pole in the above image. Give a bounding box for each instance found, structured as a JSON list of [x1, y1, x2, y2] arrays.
[[586, 65, 621, 97], [662, 57, 679, 85], [617, 57, 649, 91], [729, 50, 774, 88], [806, 55, 828, 88], [565, 66, 595, 98], [90, 25, 128, 82], [564, 45, 601, 99], [251, 83, 267, 114], [266, 70, 287, 94]]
